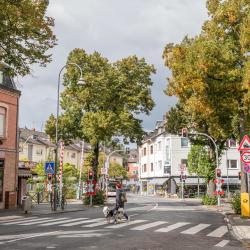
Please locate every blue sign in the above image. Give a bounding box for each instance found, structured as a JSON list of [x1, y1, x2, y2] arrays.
[[45, 162, 55, 175]]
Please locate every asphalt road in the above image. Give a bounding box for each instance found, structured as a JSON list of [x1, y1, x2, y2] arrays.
[[0, 194, 245, 250]]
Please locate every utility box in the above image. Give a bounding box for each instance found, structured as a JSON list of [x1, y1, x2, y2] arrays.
[[22, 196, 32, 214], [241, 192, 250, 217]]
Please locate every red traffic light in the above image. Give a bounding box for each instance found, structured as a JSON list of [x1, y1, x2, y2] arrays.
[[88, 170, 94, 180], [216, 168, 221, 178]]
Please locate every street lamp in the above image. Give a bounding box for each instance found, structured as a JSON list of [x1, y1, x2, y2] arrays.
[[53, 62, 84, 211]]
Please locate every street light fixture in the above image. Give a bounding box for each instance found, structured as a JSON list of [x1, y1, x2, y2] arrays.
[[53, 62, 84, 211]]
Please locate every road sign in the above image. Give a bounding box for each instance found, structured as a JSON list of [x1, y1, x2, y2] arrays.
[[241, 151, 250, 163], [243, 163, 250, 173], [45, 162, 55, 175], [238, 135, 250, 151]]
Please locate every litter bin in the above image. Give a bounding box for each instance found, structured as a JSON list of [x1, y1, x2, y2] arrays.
[[22, 196, 32, 214]]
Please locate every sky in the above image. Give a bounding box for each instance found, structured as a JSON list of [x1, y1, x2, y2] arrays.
[[18, 0, 208, 133]]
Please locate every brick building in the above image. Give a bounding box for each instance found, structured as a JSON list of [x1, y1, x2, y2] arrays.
[[0, 64, 21, 209]]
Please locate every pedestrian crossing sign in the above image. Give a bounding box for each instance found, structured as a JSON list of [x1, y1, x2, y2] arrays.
[[45, 162, 55, 175]]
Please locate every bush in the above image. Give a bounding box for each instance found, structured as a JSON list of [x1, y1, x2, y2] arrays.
[[202, 194, 217, 205], [83, 190, 105, 205], [230, 192, 241, 214]]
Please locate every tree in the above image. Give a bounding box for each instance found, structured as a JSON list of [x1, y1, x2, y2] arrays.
[[187, 145, 214, 196], [45, 49, 155, 181], [163, 0, 250, 191], [108, 162, 128, 180], [0, 0, 56, 76]]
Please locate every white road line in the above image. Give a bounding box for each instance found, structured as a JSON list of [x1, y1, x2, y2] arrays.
[[106, 220, 147, 229], [215, 240, 230, 247], [57, 233, 110, 238], [0, 217, 38, 224], [0, 216, 23, 221], [40, 218, 84, 226], [19, 218, 68, 225], [207, 226, 228, 238], [130, 221, 166, 231], [3, 217, 50, 225], [181, 224, 210, 235], [60, 218, 101, 227], [155, 222, 190, 233], [82, 221, 108, 228], [148, 203, 158, 211]]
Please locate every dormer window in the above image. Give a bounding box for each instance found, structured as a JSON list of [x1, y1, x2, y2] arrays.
[[0, 107, 6, 138]]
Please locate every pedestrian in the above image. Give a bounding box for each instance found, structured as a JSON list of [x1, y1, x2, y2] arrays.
[[136, 185, 140, 194], [115, 183, 129, 221]]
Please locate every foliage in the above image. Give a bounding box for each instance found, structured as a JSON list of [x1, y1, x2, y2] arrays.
[[108, 162, 128, 180], [32, 162, 45, 177], [230, 192, 241, 214], [45, 49, 156, 181], [0, 0, 56, 76], [202, 194, 217, 206], [83, 190, 105, 205], [187, 145, 214, 183]]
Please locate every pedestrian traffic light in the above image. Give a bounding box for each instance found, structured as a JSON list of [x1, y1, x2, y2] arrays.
[[238, 171, 242, 180], [216, 168, 221, 178], [88, 170, 94, 180], [182, 128, 188, 137]]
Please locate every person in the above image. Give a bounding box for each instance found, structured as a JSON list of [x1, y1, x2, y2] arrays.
[[136, 185, 140, 194], [115, 183, 129, 220]]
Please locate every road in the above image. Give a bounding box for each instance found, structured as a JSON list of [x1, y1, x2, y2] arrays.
[[0, 194, 245, 250]]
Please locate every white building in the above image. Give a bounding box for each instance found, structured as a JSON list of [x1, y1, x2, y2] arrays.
[[139, 119, 240, 196]]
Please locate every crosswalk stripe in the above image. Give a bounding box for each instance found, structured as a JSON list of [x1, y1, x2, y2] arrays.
[[0, 216, 24, 221], [105, 220, 147, 229], [3, 217, 50, 225], [181, 224, 210, 235], [207, 226, 228, 238], [130, 221, 167, 231], [82, 221, 108, 228], [19, 218, 68, 225], [215, 240, 230, 247], [0, 217, 38, 224], [60, 218, 101, 227], [40, 218, 84, 226], [155, 222, 190, 233]]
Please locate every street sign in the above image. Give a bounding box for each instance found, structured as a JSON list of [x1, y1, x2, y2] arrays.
[[45, 162, 55, 175], [243, 163, 250, 173], [241, 151, 250, 163], [238, 135, 250, 151]]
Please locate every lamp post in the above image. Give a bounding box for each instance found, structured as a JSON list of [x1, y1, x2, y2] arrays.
[[53, 62, 84, 211]]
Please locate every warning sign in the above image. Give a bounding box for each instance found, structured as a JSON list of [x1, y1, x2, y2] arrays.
[[238, 135, 250, 151]]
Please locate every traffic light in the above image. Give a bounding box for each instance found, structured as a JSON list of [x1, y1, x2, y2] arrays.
[[88, 170, 94, 180], [238, 171, 242, 180], [47, 174, 52, 181], [182, 128, 188, 137], [216, 168, 221, 178]]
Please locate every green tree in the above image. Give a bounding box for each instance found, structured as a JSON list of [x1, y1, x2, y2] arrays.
[[0, 0, 56, 76], [45, 49, 155, 181], [108, 162, 128, 180]]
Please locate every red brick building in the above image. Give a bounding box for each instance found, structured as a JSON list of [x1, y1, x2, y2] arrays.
[[0, 65, 21, 209]]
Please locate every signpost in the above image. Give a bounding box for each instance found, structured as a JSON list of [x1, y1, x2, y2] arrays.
[[45, 162, 55, 175], [179, 164, 186, 199]]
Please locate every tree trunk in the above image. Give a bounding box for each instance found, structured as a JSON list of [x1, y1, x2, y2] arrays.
[[207, 180, 215, 197], [92, 142, 99, 182]]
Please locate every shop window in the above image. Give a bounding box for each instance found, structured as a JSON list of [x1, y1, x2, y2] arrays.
[[0, 160, 4, 202], [0, 107, 6, 138], [151, 163, 154, 172], [150, 145, 153, 154], [227, 160, 238, 169], [181, 138, 188, 147]]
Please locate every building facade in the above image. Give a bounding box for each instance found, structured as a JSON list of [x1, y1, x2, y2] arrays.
[[139, 118, 240, 196], [0, 64, 21, 209]]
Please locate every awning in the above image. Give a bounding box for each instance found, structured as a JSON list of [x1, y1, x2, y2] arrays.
[[18, 168, 32, 178], [147, 178, 170, 185], [174, 177, 206, 185]]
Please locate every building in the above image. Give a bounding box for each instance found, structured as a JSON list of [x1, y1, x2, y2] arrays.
[[139, 116, 240, 196], [126, 149, 139, 186], [0, 64, 21, 209]]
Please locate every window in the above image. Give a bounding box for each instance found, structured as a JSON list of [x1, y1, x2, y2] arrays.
[[143, 147, 147, 156], [158, 160, 162, 170], [181, 138, 188, 147], [151, 163, 153, 172], [0, 71, 3, 84], [164, 165, 171, 174], [36, 149, 43, 155], [0, 160, 3, 202], [71, 153, 76, 159], [150, 145, 153, 154], [166, 145, 170, 160], [227, 160, 238, 169], [143, 164, 147, 172], [0, 107, 6, 138], [228, 139, 237, 148], [158, 141, 162, 151]]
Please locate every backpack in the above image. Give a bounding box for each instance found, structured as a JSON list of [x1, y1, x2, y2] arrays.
[[120, 191, 127, 203]]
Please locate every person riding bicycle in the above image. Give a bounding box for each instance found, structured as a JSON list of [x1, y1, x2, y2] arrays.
[[115, 183, 129, 220]]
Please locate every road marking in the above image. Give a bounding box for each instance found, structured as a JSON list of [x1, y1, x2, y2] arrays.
[[60, 218, 101, 227], [83, 221, 108, 228], [130, 221, 166, 231], [3, 217, 50, 225], [19, 218, 68, 225], [0, 216, 24, 221], [181, 224, 210, 235], [207, 226, 228, 238], [215, 240, 230, 247], [148, 203, 158, 211], [155, 222, 190, 233], [106, 220, 147, 229], [40, 218, 84, 226], [57, 233, 110, 238], [0, 217, 38, 224]]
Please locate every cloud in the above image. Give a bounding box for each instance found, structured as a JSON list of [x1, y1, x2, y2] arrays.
[[19, 0, 208, 132]]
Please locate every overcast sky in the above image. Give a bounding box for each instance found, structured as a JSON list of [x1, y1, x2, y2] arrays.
[[18, 0, 208, 133]]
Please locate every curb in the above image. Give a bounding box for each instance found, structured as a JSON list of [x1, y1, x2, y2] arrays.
[[224, 214, 243, 242]]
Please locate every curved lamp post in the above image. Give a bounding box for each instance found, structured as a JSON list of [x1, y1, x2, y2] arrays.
[[53, 62, 84, 211]]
